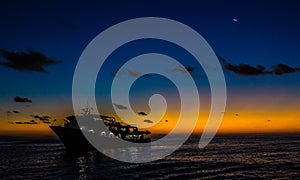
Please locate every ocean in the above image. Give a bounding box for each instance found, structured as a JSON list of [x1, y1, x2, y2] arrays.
[[0, 135, 299, 179]]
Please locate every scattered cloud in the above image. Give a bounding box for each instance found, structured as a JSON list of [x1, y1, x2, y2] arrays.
[[24, 120, 39, 124], [173, 68, 187, 74], [217, 55, 228, 64], [225, 63, 268, 76], [31, 115, 50, 121], [143, 119, 153, 123], [113, 69, 150, 78], [31, 115, 51, 124], [138, 111, 147, 116], [0, 49, 59, 73], [127, 69, 141, 78], [14, 96, 32, 103], [12, 110, 20, 114], [219, 56, 300, 76], [10, 120, 38, 125], [172, 65, 195, 75], [41, 121, 51, 124], [272, 64, 299, 75], [113, 103, 127, 110]]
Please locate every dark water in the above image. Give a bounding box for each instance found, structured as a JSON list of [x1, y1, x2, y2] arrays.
[[1, 135, 300, 179]]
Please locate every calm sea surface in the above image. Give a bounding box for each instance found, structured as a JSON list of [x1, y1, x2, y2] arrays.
[[1, 135, 299, 179]]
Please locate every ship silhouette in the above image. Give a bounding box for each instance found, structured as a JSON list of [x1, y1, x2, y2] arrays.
[[50, 108, 151, 153]]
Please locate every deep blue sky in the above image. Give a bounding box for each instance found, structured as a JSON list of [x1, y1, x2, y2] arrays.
[[0, 0, 300, 134]]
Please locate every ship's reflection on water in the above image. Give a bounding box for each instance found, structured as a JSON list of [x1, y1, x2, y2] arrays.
[[76, 152, 99, 180], [60, 143, 181, 179], [76, 156, 89, 180], [102, 147, 143, 163], [1, 136, 300, 179], [61, 150, 106, 179]]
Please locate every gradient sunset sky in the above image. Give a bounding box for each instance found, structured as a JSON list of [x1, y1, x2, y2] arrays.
[[0, 0, 300, 136]]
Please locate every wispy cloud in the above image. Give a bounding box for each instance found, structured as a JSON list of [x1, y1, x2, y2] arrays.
[[113, 69, 153, 79], [172, 65, 195, 75], [113, 103, 127, 110], [11, 119, 38, 125], [127, 69, 141, 78], [143, 119, 153, 123], [0, 49, 59, 73], [14, 96, 32, 103]]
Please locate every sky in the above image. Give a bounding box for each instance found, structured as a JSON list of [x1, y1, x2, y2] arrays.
[[0, 0, 300, 136]]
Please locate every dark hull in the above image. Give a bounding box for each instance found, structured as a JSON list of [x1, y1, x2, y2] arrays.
[[50, 126, 151, 153], [50, 126, 96, 152]]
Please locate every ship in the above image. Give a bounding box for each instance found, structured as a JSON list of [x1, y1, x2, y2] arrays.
[[50, 111, 151, 153]]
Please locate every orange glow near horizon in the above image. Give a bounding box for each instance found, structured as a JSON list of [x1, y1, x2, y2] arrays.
[[0, 122, 55, 136], [1, 111, 300, 137], [1, 91, 300, 136]]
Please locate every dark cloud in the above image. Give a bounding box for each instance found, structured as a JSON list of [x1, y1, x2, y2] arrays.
[[13, 122, 23, 124], [220, 55, 300, 76], [0, 49, 59, 73], [14, 96, 32, 103], [225, 63, 269, 76], [31, 115, 40, 119], [41, 120, 51, 124], [6, 110, 20, 114], [143, 119, 153, 123], [217, 55, 229, 64], [31, 115, 50, 121], [30, 115, 52, 124], [40, 116, 50, 121], [185, 66, 195, 73], [225, 63, 300, 76], [11, 120, 38, 125], [138, 111, 147, 116], [272, 64, 298, 75], [24, 120, 38, 124], [172, 65, 195, 75], [113, 103, 127, 110]]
